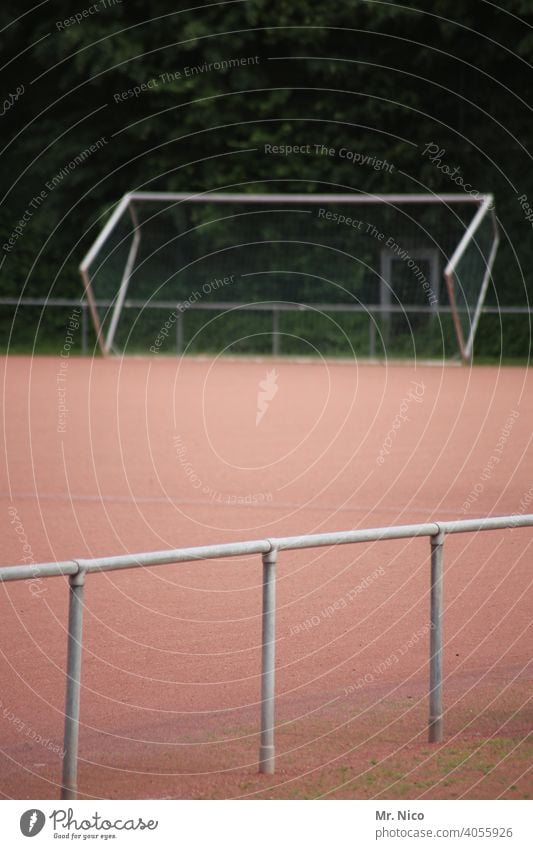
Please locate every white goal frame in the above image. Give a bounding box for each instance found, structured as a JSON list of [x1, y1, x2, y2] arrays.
[[80, 191, 499, 363]]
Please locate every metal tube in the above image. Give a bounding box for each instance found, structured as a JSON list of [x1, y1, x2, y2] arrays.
[[79, 194, 132, 272], [440, 515, 531, 534], [463, 207, 500, 361], [429, 532, 444, 743], [259, 548, 277, 774], [61, 568, 86, 800], [82, 539, 272, 575], [7, 296, 529, 315], [444, 194, 494, 277], [80, 267, 106, 356], [2, 515, 532, 582], [105, 202, 141, 354], [81, 302, 88, 355], [369, 313, 376, 358], [176, 313, 184, 353], [128, 191, 487, 206], [272, 308, 280, 356], [0, 561, 78, 583], [274, 522, 441, 552], [444, 268, 467, 363], [442, 194, 496, 364]]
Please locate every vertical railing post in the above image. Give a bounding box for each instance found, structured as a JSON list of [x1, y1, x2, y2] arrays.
[[61, 567, 86, 800], [259, 546, 277, 774], [429, 530, 444, 743]]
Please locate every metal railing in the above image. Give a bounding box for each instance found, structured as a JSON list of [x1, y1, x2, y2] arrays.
[[2, 297, 531, 359], [1, 514, 531, 799]]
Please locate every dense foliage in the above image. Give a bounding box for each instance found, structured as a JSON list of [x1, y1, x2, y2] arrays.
[[1, 1, 532, 357]]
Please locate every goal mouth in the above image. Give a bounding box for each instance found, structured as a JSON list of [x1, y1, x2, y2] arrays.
[[79, 190, 498, 363]]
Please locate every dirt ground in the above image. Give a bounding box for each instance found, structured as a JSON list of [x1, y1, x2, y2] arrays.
[[0, 355, 531, 799]]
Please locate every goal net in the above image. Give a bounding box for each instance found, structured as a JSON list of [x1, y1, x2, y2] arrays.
[[80, 191, 499, 362]]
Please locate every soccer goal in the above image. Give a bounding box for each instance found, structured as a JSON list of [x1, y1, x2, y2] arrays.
[[79, 190, 499, 362]]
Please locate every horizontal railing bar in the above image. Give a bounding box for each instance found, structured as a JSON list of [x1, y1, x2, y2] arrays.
[[273, 522, 441, 550], [81, 539, 272, 574], [1, 515, 531, 583], [0, 561, 79, 582], [439, 515, 533, 534]]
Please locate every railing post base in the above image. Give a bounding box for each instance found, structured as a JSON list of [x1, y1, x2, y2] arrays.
[[259, 745, 275, 775], [428, 716, 443, 743]]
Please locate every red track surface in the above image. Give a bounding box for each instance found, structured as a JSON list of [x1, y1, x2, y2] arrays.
[[0, 355, 532, 799]]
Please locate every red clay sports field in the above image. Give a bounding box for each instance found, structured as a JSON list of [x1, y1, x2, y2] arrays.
[[1, 355, 532, 799]]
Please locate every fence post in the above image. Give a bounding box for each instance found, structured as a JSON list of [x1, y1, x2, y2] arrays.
[[176, 312, 184, 353], [429, 530, 444, 743], [61, 567, 86, 800], [272, 308, 280, 356], [259, 546, 277, 774], [81, 302, 88, 355]]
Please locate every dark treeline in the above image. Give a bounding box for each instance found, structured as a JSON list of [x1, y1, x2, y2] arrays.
[[1, 1, 532, 356]]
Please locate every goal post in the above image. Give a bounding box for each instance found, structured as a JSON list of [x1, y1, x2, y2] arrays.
[[79, 191, 499, 362], [443, 193, 499, 361]]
